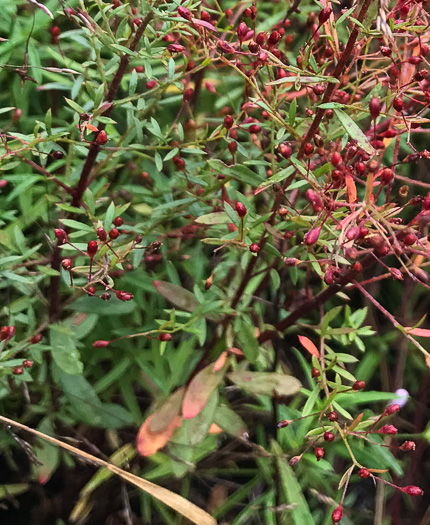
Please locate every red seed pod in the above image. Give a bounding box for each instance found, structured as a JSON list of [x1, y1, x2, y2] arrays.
[[237, 22, 249, 43], [168, 43, 185, 54], [277, 419, 292, 428], [95, 130, 108, 145], [400, 441, 416, 451], [51, 26, 61, 38], [390, 268, 404, 280], [383, 128, 397, 138], [305, 189, 323, 211], [255, 32, 266, 46], [324, 431, 335, 442], [31, 334, 42, 344], [173, 156, 186, 170], [359, 226, 368, 238], [393, 97, 404, 112], [183, 88, 194, 101], [177, 5, 192, 20], [376, 424, 398, 434], [248, 41, 260, 53], [407, 56, 422, 65], [87, 286, 96, 296], [346, 226, 360, 240], [249, 124, 261, 134], [279, 143, 292, 159], [249, 243, 260, 253], [331, 152, 341, 166], [415, 69, 427, 81], [358, 468, 371, 479], [327, 411, 338, 422], [115, 290, 133, 301], [243, 7, 252, 17], [22, 359, 33, 368], [332, 169, 342, 181], [304, 226, 321, 246], [311, 367, 320, 378], [101, 292, 111, 301], [159, 333, 172, 341], [235, 201, 247, 218], [369, 97, 381, 119], [54, 228, 67, 243], [314, 447, 325, 461], [146, 80, 157, 89], [93, 340, 110, 348], [113, 216, 124, 227], [384, 403, 401, 416], [303, 142, 314, 156], [380, 168, 394, 184], [318, 7, 332, 25], [356, 161, 366, 175], [224, 115, 234, 129], [1, 326, 10, 340], [422, 195, 430, 210], [313, 84, 325, 96], [97, 227, 107, 241], [352, 261, 363, 272], [421, 44, 429, 56], [332, 506, 343, 524], [352, 380, 366, 390], [402, 485, 423, 496], [403, 232, 417, 246], [52, 150, 64, 160], [109, 228, 120, 240], [12, 366, 24, 375], [134, 65, 144, 73], [324, 267, 334, 285], [380, 46, 392, 57], [200, 10, 210, 22], [62, 258, 73, 270], [268, 30, 281, 45], [87, 240, 98, 257], [228, 141, 237, 155]]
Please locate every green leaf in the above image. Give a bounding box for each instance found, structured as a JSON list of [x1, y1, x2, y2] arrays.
[[64, 97, 85, 114], [334, 109, 374, 154], [289, 98, 297, 126], [195, 212, 230, 225], [45, 108, 52, 135], [60, 372, 103, 426], [227, 372, 301, 397], [49, 324, 83, 375], [104, 201, 115, 230], [153, 280, 200, 312], [129, 69, 138, 96], [214, 405, 247, 437], [60, 219, 94, 232], [238, 321, 260, 363], [302, 385, 320, 417]]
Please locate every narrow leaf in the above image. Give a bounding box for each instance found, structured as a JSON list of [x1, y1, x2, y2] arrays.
[[298, 335, 320, 358]]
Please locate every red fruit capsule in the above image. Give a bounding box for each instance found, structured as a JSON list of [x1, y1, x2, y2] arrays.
[[113, 216, 124, 227], [249, 243, 260, 253], [95, 130, 108, 145], [327, 411, 338, 422], [62, 258, 73, 270], [97, 227, 107, 241], [304, 226, 321, 246], [324, 431, 335, 442], [159, 333, 172, 341], [318, 7, 332, 25], [331, 152, 341, 166], [109, 228, 120, 240], [401, 485, 423, 496], [51, 26, 61, 38], [377, 424, 398, 434], [369, 97, 381, 119], [31, 334, 42, 344], [352, 380, 365, 390], [311, 367, 320, 378], [314, 447, 324, 461], [303, 142, 314, 155], [358, 468, 371, 478], [22, 360, 33, 368], [93, 340, 110, 348], [1, 326, 10, 340], [87, 240, 98, 257], [12, 366, 24, 375], [400, 441, 416, 451], [235, 202, 247, 218], [332, 506, 343, 524], [393, 97, 404, 112], [54, 228, 67, 243]]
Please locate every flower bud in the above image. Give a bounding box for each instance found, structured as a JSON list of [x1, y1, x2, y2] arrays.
[[237, 22, 249, 43], [54, 228, 67, 243], [352, 380, 365, 390], [332, 506, 343, 524], [87, 240, 98, 257], [376, 424, 398, 435], [369, 97, 381, 120], [305, 189, 323, 211], [93, 340, 110, 348], [314, 447, 324, 461], [358, 468, 371, 478], [401, 485, 423, 496], [400, 441, 416, 451], [384, 404, 401, 416], [318, 7, 332, 25], [235, 202, 247, 218], [304, 226, 321, 246]]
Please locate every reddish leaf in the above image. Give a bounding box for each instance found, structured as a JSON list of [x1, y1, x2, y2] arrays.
[[182, 361, 228, 419], [149, 387, 185, 433], [85, 123, 99, 132], [208, 423, 223, 434], [345, 173, 357, 203], [405, 327, 430, 337], [191, 18, 218, 32], [213, 351, 227, 372], [298, 335, 320, 358]]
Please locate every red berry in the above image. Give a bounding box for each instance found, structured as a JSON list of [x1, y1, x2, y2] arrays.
[[249, 124, 261, 134], [235, 202, 247, 218], [178, 5, 192, 20], [173, 156, 186, 170], [31, 334, 42, 344], [352, 380, 365, 390], [303, 142, 314, 156], [314, 447, 324, 461], [134, 66, 144, 73], [228, 141, 237, 154], [12, 366, 24, 375], [318, 7, 332, 25], [327, 411, 338, 422], [402, 485, 423, 496], [51, 26, 61, 37], [380, 168, 394, 185], [331, 152, 341, 167], [311, 367, 320, 378], [87, 286, 96, 296], [183, 88, 194, 101], [313, 84, 325, 96], [87, 240, 98, 257], [54, 228, 67, 243], [369, 97, 381, 119], [393, 97, 404, 112], [113, 216, 124, 227], [95, 130, 108, 145], [332, 506, 343, 524], [324, 431, 335, 442], [304, 226, 321, 246], [93, 340, 110, 348], [109, 228, 120, 240], [62, 258, 73, 270], [279, 143, 292, 159], [376, 424, 398, 434], [305, 189, 323, 211], [400, 441, 416, 451], [358, 468, 371, 478], [52, 151, 64, 160], [407, 56, 422, 65], [97, 227, 107, 241], [404, 232, 416, 246], [146, 80, 157, 89], [159, 333, 172, 341], [352, 261, 363, 272], [249, 243, 260, 253], [380, 46, 392, 57], [1, 326, 10, 340], [22, 360, 33, 368]]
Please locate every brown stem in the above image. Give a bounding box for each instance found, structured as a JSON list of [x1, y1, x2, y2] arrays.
[[297, 0, 376, 159]]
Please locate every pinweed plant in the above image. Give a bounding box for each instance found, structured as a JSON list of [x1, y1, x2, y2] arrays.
[[0, 0, 430, 523]]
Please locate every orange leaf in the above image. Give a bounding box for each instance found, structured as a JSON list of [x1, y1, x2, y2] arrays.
[[347, 412, 363, 433], [213, 351, 227, 372], [405, 327, 430, 337], [345, 173, 357, 203], [298, 335, 320, 358], [228, 347, 244, 356], [137, 413, 182, 457], [208, 423, 223, 434], [85, 123, 99, 132]]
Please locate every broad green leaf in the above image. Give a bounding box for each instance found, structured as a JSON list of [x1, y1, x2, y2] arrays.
[[49, 324, 83, 375], [195, 212, 230, 224], [227, 372, 301, 397], [334, 109, 374, 154], [238, 321, 260, 363], [153, 280, 200, 312], [214, 404, 247, 437]]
